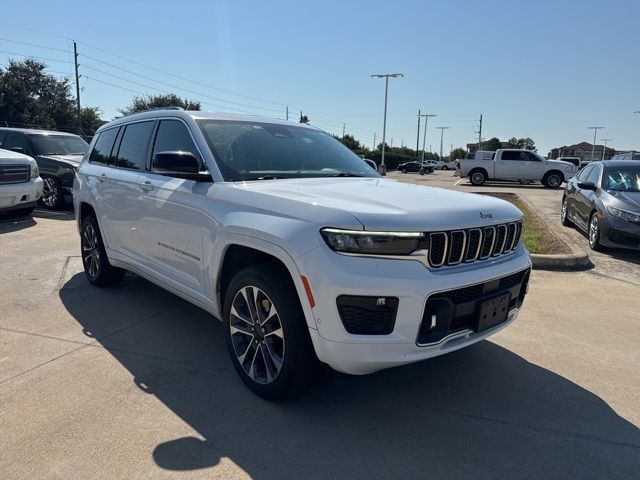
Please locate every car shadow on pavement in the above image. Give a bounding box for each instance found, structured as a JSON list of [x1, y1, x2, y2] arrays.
[[33, 207, 75, 221], [569, 227, 640, 265], [460, 182, 547, 190], [59, 273, 640, 479], [0, 214, 37, 233]]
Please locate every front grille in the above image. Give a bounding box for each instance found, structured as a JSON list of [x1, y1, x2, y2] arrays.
[[417, 268, 530, 345], [337, 295, 399, 335], [0, 164, 30, 184], [427, 221, 522, 268]]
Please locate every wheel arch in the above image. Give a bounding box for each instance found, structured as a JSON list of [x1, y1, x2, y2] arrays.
[[214, 236, 317, 330]]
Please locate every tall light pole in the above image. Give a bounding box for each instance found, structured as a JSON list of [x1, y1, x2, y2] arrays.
[[600, 138, 612, 161], [371, 73, 404, 174], [419, 114, 437, 161], [588, 126, 604, 162], [436, 127, 450, 160]]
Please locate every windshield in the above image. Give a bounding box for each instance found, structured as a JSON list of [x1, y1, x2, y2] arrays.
[[29, 134, 89, 156], [602, 166, 640, 192], [197, 120, 379, 181]]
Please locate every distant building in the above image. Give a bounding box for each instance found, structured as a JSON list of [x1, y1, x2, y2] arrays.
[[467, 141, 510, 155], [548, 142, 615, 162]]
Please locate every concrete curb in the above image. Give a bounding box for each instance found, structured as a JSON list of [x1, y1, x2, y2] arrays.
[[530, 252, 592, 270]]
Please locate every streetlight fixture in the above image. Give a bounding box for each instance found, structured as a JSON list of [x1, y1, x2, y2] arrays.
[[587, 126, 604, 162], [600, 138, 612, 161], [436, 127, 450, 160], [371, 73, 404, 174]]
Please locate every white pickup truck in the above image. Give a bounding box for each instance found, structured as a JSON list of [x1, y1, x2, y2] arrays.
[[458, 149, 577, 188]]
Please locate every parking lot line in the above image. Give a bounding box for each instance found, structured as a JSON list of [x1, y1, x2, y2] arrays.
[[453, 178, 465, 186]]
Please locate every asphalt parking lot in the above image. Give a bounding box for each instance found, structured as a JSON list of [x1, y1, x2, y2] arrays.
[[1, 178, 639, 479]]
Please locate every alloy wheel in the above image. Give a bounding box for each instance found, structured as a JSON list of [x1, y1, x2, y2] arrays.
[[41, 177, 58, 207], [82, 223, 101, 280], [229, 286, 285, 384], [561, 199, 568, 221], [589, 216, 599, 247], [548, 175, 561, 188]]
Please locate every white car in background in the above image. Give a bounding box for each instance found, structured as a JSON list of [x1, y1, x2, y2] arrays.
[[74, 109, 532, 399], [0, 148, 43, 216]]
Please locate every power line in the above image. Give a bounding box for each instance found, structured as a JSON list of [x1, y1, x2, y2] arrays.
[[0, 37, 69, 53], [0, 49, 72, 64]]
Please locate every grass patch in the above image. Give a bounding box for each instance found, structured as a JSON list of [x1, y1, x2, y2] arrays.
[[483, 193, 570, 255]]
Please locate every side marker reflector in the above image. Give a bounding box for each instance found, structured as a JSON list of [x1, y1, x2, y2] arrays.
[[300, 275, 315, 308]]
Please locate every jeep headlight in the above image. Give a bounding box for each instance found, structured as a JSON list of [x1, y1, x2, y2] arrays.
[[320, 228, 424, 255], [30, 163, 39, 179], [607, 206, 640, 223]]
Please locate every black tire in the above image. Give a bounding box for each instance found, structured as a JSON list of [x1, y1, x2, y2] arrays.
[[543, 172, 563, 189], [401, 168, 407, 173], [223, 264, 316, 400], [469, 170, 486, 186], [39, 176, 66, 210], [561, 197, 573, 227], [518, 180, 533, 185], [80, 215, 126, 286], [588, 213, 604, 251], [6, 206, 35, 217], [442, 166, 449, 170]]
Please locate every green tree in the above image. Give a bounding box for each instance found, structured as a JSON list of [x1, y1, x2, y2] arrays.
[[80, 107, 107, 137], [339, 134, 361, 151], [450, 147, 467, 160], [0, 59, 77, 133], [508, 137, 536, 150], [118, 93, 200, 116], [482, 137, 502, 151], [299, 113, 309, 124]]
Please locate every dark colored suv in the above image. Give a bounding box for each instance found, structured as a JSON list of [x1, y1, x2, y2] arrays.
[[0, 128, 90, 209]]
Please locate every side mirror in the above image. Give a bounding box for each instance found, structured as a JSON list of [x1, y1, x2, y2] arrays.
[[152, 151, 211, 181], [577, 181, 597, 191]]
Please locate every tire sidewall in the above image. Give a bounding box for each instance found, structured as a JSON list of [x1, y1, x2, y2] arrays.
[[470, 171, 485, 185], [589, 214, 601, 250], [545, 173, 562, 188], [223, 266, 311, 399], [40, 176, 64, 210]]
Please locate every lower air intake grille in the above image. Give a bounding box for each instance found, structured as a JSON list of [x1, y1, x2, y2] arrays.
[[337, 295, 399, 335]]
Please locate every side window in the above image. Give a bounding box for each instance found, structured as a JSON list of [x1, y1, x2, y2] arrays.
[[89, 128, 119, 164], [521, 152, 540, 162], [3, 132, 29, 153], [151, 120, 201, 166], [114, 121, 155, 170], [577, 165, 593, 181], [586, 166, 601, 185], [501, 150, 520, 161]]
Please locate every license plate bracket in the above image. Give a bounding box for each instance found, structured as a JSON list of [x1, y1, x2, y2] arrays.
[[475, 292, 511, 332]]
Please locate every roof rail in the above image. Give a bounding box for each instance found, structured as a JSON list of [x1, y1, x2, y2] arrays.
[[144, 106, 184, 112]]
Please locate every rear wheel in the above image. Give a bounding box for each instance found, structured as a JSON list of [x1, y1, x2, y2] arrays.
[[470, 170, 486, 186], [561, 197, 573, 227], [40, 176, 65, 210], [81, 216, 126, 286], [224, 265, 316, 399]]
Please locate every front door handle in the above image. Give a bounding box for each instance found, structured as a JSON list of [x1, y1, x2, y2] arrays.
[[139, 181, 154, 192], [98, 173, 107, 183]]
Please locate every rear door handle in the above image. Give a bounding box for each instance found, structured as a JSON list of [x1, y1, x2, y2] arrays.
[[139, 181, 154, 192], [98, 173, 107, 183]]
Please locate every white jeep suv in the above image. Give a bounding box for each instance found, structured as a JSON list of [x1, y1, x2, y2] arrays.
[[74, 109, 532, 399]]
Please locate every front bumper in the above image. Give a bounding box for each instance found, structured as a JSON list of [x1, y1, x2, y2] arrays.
[[0, 178, 43, 211], [297, 243, 532, 374], [600, 215, 640, 250]]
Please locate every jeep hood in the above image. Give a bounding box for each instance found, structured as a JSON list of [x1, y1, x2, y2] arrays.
[[234, 177, 522, 230]]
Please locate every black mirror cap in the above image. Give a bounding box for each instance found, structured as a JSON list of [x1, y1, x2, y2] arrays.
[[153, 151, 199, 173], [577, 181, 597, 191]]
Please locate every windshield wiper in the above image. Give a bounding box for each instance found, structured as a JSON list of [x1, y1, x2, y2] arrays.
[[253, 175, 283, 180], [333, 172, 362, 177]]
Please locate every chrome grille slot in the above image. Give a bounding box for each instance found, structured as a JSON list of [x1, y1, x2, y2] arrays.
[[493, 225, 508, 256], [426, 221, 522, 268], [448, 230, 466, 265]]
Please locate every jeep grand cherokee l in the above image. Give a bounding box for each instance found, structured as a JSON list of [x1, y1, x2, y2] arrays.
[[74, 109, 531, 399]]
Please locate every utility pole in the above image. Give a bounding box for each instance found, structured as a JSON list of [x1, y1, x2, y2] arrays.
[[286, 105, 289, 121], [73, 41, 82, 136], [373, 132, 377, 150], [342, 123, 346, 137], [588, 126, 605, 162], [419, 113, 437, 161], [477, 114, 483, 152], [415, 109, 421, 158], [436, 127, 450, 160], [371, 73, 404, 174], [390, 137, 393, 148], [600, 138, 612, 161]]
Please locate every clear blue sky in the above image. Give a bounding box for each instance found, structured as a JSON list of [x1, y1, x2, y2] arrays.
[[1, 0, 639, 155]]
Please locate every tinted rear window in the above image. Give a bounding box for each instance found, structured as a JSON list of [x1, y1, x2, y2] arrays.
[[89, 128, 119, 164]]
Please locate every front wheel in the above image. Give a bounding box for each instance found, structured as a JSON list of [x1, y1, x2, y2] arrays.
[[224, 265, 316, 399], [442, 166, 449, 170], [40, 176, 65, 210], [588, 213, 604, 251], [81, 216, 126, 286], [543, 172, 563, 189]]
